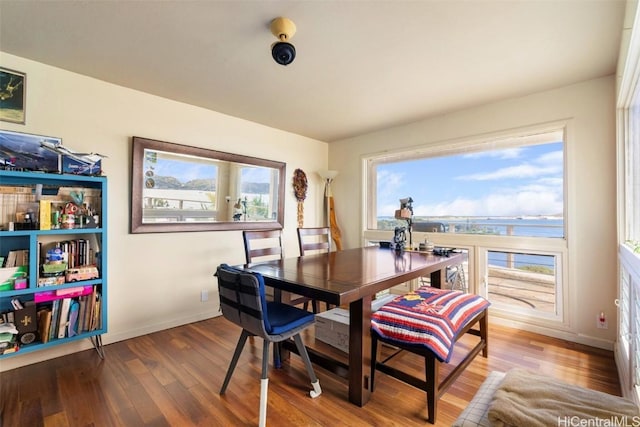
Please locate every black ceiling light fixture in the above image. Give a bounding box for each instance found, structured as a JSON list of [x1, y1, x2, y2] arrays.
[[270, 17, 296, 66]]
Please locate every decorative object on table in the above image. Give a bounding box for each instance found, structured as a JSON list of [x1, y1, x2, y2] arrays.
[[390, 226, 407, 252], [317, 170, 342, 250], [0, 130, 60, 172], [394, 197, 414, 248], [0, 67, 26, 124], [293, 168, 307, 228]]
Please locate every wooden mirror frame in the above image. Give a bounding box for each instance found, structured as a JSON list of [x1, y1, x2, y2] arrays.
[[130, 136, 285, 233]]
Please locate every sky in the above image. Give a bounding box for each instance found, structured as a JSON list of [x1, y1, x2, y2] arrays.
[[146, 152, 217, 183], [376, 142, 563, 218], [145, 151, 270, 185]]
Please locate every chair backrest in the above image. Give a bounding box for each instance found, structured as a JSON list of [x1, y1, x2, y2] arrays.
[[297, 227, 331, 256], [242, 229, 284, 264], [216, 264, 271, 338]]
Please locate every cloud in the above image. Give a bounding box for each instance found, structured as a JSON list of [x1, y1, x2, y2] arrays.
[[413, 183, 563, 217], [377, 169, 405, 199], [456, 163, 560, 181], [376, 147, 564, 217], [456, 149, 563, 181], [535, 150, 563, 164]]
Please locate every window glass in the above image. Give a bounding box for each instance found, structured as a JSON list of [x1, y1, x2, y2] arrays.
[[369, 133, 564, 239], [486, 250, 559, 316], [142, 149, 217, 223], [234, 166, 278, 221]]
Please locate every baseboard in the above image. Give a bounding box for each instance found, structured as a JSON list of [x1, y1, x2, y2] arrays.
[[0, 310, 223, 372], [490, 316, 614, 351]]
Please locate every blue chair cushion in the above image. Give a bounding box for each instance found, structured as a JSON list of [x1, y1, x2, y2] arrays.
[[266, 302, 315, 335], [219, 264, 272, 333]]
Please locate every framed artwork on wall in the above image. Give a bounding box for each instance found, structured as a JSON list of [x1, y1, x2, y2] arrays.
[[0, 68, 26, 124]]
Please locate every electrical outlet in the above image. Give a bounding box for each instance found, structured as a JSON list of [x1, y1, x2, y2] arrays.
[[597, 311, 608, 329], [201, 289, 209, 302]]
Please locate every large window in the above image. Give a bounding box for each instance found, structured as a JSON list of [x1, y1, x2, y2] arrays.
[[364, 127, 566, 320], [368, 131, 564, 238], [617, 21, 640, 402]]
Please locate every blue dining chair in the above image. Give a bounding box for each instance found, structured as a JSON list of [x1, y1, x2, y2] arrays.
[[216, 264, 322, 427]]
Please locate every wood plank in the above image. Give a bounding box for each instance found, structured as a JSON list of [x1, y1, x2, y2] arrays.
[[0, 317, 623, 426]]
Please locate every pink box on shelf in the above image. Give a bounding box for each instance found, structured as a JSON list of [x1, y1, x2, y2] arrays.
[[34, 285, 93, 303]]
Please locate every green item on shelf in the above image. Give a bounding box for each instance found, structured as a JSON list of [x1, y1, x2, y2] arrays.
[[0, 265, 28, 291], [42, 262, 67, 275], [0, 332, 16, 343]]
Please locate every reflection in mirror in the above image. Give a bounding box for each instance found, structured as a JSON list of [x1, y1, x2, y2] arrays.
[[131, 137, 285, 233]]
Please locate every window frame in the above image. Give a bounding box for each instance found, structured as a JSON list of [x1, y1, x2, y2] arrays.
[[478, 246, 565, 322], [362, 122, 570, 327], [364, 125, 567, 234], [614, 3, 640, 404]]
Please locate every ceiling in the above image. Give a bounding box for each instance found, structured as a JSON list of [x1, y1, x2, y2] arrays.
[[0, 1, 626, 142]]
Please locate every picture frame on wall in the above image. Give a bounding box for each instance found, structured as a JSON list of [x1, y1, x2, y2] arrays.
[[0, 68, 26, 124]]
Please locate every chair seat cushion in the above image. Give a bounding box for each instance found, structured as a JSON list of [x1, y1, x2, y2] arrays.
[[371, 287, 490, 362], [267, 302, 315, 335]]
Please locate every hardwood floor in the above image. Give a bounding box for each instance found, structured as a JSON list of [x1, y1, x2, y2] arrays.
[[1, 317, 621, 426]]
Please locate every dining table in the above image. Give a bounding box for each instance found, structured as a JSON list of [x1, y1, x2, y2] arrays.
[[246, 245, 467, 407]]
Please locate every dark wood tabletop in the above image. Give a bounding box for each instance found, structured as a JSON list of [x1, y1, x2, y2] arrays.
[[247, 246, 466, 407]]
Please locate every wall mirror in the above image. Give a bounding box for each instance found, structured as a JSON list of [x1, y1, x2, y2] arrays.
[[130, 137, 285, 233]]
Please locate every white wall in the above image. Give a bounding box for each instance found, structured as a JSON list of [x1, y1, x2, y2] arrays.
[[0, 53, 329, 371], [329, 76, 618, 348]]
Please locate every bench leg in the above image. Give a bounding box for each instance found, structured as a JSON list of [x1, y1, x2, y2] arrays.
[[425, 354, 438, 424], [481, 310, 489, 357]]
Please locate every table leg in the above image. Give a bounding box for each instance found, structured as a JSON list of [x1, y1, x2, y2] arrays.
[[430, 268, 445, 289], [349, 295, 372, 406]]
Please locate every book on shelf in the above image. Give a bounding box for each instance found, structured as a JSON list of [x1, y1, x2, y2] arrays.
[[0, 311, 15, 324], [67, 301, 79, 337], [57, 298, 72, 339], [5, 250, 29, 268], [49, 300, 60, 342], [78, 296, 87, 334], [37, 308, 52, 344], [88, 287, 97, 331], [14, 304, 37, 335], [92, 293, 102, 331], [49, 238, 95, 270]]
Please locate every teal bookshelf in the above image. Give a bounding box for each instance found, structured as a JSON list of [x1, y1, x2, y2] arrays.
[[0, 170, 107, 358]]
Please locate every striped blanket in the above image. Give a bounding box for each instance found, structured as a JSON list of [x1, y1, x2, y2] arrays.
[[371, 287, 490, 363]]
